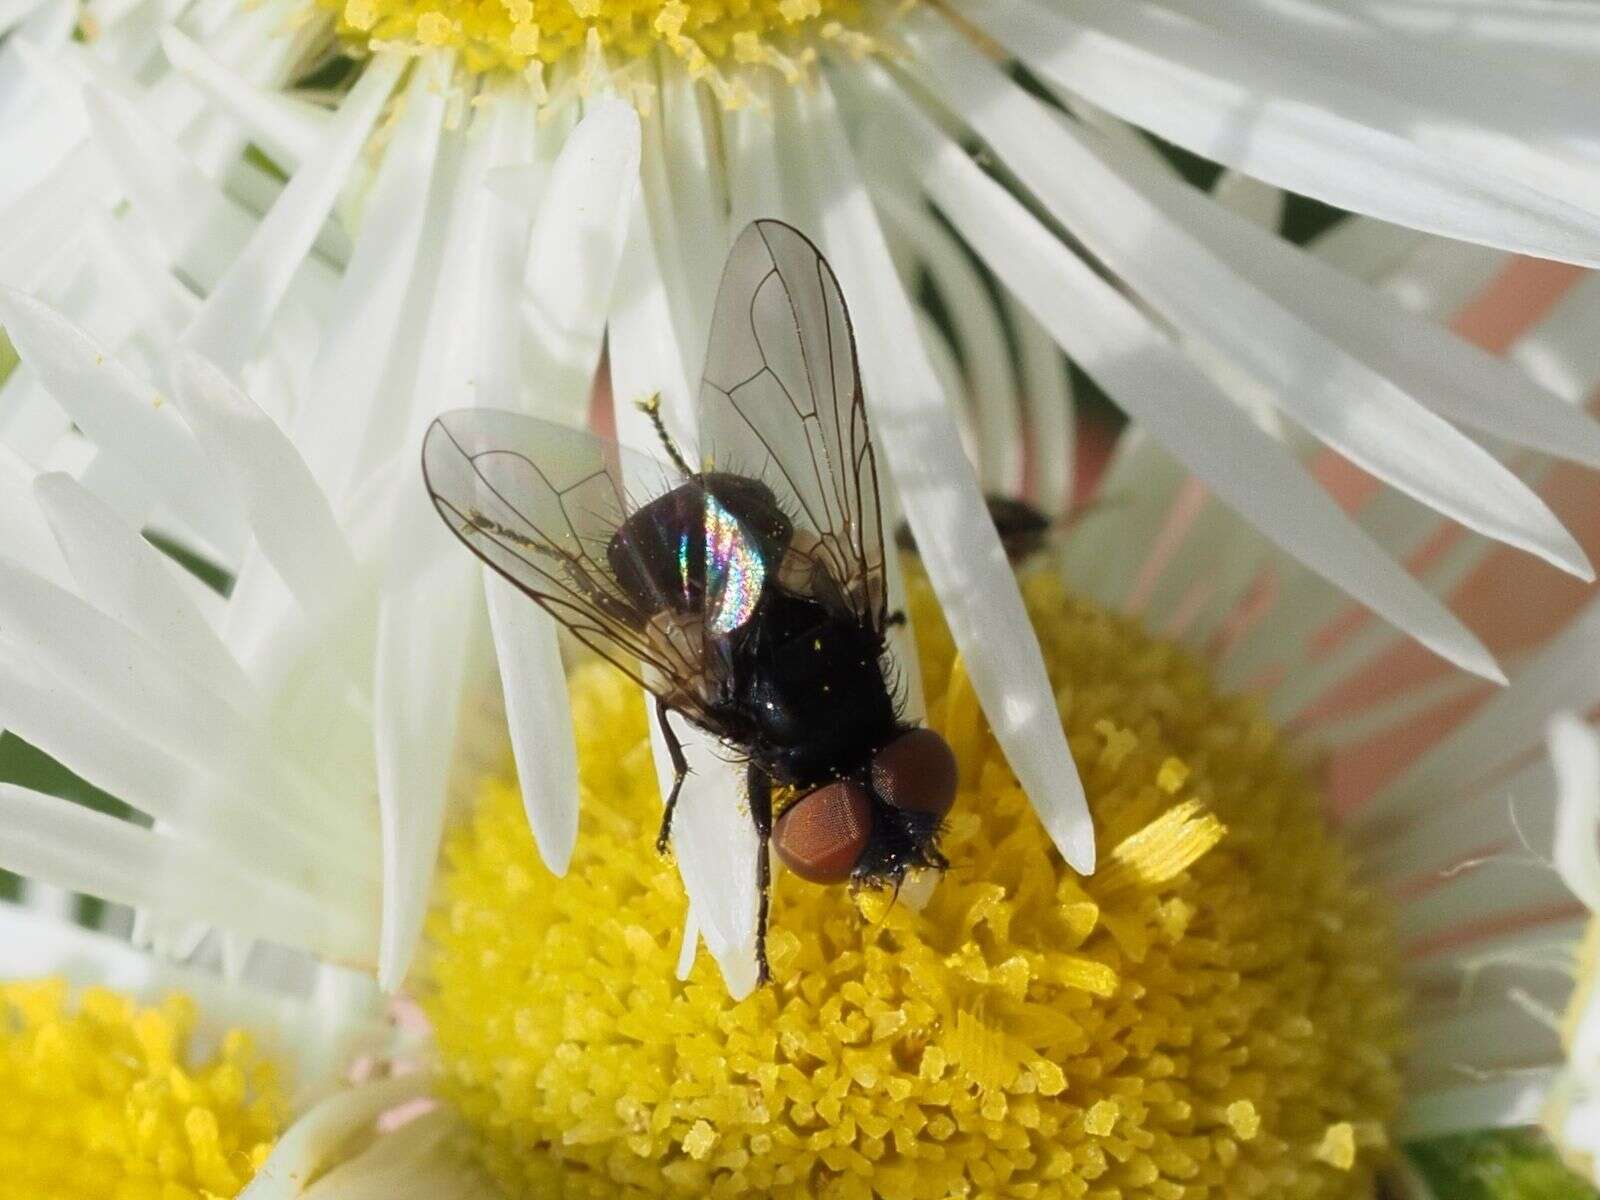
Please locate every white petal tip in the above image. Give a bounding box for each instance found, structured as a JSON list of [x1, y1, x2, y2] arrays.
[[714, 943, 760, 1001], [527, 810, 575, 879]]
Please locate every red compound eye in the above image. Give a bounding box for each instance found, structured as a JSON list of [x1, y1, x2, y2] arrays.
[[772, 780, 872, 883], [870, 728, 958, 818]]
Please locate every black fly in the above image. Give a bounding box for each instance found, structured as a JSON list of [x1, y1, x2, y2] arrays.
[[422, 220, 957, 984]]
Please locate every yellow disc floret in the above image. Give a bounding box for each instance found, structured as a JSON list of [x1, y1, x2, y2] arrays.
[[0, 979, 286, 1198], [320, 0, 889, 84], [424, 571, 1405, 1198]]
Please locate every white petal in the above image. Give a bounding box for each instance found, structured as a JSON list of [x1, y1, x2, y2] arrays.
[[676, 905, 700, 980], [1094, 124, 1600, 470], [169, 351, 360, 620], [0, 783, 370, 961], [971, 0, 1600, 266], [848, 63, 1503, 686], [33, 471, 256, 711], [373, 557, 473, 991], [181, 53, 404, 374], [1549, 714, 1600, 912], [372, 94, 517, 991], [294, 52, 450, 507], [644, 701, 761, 997], [906, 24, 1590, 580], [485, 578, 578, 876], [789, 78, 1092, 866], [1007, 294, 1074, 515], [0, 288, 244, 556], [874, 185, 1024, 497], [158, 27, 329, 171], [521, 94, 639, 425]]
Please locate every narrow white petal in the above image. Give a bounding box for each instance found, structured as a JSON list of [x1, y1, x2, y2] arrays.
[[849, 64, 1503, 685], [1549, 714, 1600, 912], [294, 52, 450, 507], [170, 351, 360, 620], [181, 53, 404, 373], [1008, 296, 1074, 515], [371, 94, 518, 990], [645, 702, 761, 996], [907, 25, 1589, 579], [874, 185, 1023, 497], [158, 28, 329, 171], [0, 783, 370, 961], [373, 559, 473, 991], [1094, 126, 1600, 469], [521, 95, 639, 425], [1399, 1072, 1560, 1139], [970, 0, 1600, 266], [34, 471, 257, 711], [0, 288, 244, 555], [485, 579, 578, 876], [676, 905, 700, 980], [796, 78, 1092, 863]]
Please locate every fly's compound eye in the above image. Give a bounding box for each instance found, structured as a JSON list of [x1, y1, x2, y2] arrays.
[[870, 728, 958, 818], [772, 780, 872, 883]]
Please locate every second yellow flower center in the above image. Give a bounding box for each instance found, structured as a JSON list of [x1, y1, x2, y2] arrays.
[[0, 979, 285, 1199]]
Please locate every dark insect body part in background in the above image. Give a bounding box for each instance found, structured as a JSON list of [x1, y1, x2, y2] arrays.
[[422, 220, 958, 984]]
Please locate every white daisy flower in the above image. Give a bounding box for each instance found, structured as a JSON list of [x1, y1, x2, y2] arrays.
[[6, 0, 1600, 1001], [2, 204, 1600, 1196]]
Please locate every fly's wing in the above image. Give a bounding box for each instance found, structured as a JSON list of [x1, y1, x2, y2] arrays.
[[422, 410, 719, 727], [697, 219, 888, 633]]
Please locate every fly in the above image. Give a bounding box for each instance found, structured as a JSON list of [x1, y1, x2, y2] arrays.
[[422, 219, 957, 984]]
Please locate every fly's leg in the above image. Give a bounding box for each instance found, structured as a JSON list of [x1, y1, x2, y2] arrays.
[[748, 760, 774, 986], [655, 698, 689, 855]]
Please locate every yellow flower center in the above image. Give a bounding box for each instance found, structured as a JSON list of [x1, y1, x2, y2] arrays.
[[423, 571, 1405, 1198], [0, 978, 286, 1199], [320, 0, 893, 88]]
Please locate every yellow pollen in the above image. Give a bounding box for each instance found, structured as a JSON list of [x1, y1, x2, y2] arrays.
[[0, 978, 286, 1197], [424, 571, 1405, 1198], [319, 0, 896, 81]]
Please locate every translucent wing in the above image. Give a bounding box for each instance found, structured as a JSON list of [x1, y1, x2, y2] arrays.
[[697, 219, 888, 633], [422, 410, 722, 727]]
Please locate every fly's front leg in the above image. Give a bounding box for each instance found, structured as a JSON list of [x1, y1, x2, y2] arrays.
[[748, 760, 774, 986], [655, 698, 689, 855]]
